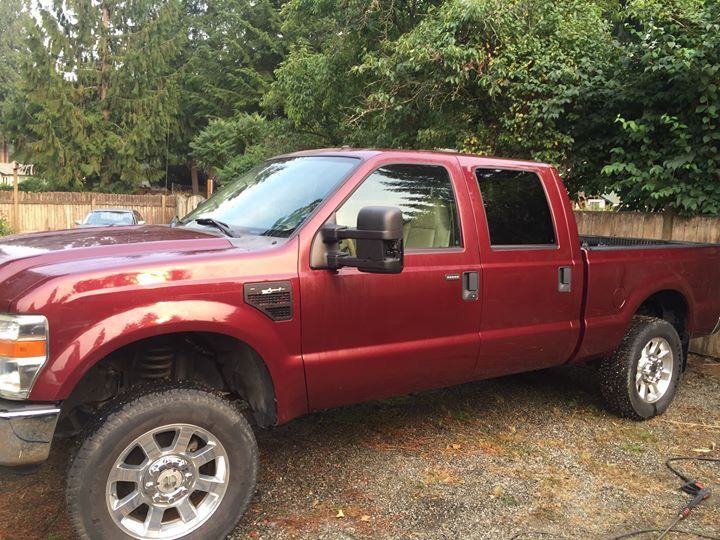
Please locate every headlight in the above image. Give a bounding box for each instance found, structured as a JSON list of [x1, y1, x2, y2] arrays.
[[0, 314, 48, 399]]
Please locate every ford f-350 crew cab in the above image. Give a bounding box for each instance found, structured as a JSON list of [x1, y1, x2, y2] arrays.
[[1, 149, 719, 539]]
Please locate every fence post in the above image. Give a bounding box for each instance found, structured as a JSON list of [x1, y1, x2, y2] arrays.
[[161, 194, 166, 222], [12, 162, 19, 232], [661, 211, 675, 241]]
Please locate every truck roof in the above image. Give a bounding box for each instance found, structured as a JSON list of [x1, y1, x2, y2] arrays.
[[279, 147, 553, 169]]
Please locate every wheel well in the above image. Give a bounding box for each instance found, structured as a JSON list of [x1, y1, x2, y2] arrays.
[[635, 290, 689, 357], [60, 332, 277, 434]]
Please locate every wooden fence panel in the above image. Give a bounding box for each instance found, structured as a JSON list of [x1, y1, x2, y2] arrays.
[[0, 191, 201, 232], [575, 211, 720, 358]]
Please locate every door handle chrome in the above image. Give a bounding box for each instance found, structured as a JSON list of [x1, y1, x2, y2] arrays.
[[558, 266, 572, 293]]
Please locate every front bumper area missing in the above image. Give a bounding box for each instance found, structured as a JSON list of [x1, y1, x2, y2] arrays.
[[0, 400, 60, 467]]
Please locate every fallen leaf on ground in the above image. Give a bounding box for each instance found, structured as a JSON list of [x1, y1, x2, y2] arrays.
[[336, 509, 345, 518]]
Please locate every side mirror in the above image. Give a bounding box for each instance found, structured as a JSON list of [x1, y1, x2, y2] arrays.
[[137, 220, 146, 225], [74, 220, 82, 225], [321, 206, 404, 274]]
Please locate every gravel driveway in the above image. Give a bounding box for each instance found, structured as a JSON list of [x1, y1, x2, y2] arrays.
[[2, 355, 719, 540]]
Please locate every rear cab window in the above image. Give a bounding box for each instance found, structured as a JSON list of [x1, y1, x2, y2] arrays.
[[475, 168, 557, 248]]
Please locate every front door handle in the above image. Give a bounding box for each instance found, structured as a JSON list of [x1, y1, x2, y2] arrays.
[[558, 266, 572, 293], [462, 271, 479, 301]]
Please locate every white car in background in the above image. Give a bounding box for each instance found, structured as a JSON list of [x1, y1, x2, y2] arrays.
[[75, 208, 145, 227]]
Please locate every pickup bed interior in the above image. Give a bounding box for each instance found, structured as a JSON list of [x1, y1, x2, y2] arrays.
[[580, 235, 712, 249]]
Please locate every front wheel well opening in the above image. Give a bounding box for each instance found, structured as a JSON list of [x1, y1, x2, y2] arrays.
[[635, 290, 690, 362], [60, 332, 277, 436]]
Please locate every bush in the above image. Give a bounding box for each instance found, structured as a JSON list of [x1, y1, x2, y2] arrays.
[[0, 177, 51, 192], [0, 216, 13, 236]]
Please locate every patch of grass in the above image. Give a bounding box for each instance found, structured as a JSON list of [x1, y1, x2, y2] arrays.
[[621, 441, 645, 453]]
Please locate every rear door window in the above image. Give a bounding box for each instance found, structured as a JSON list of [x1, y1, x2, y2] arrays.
[[475, 168, 556, 247]]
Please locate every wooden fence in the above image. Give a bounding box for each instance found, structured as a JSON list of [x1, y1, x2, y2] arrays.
[[575, 211, 720, 357], [0, 191, 204, 233]]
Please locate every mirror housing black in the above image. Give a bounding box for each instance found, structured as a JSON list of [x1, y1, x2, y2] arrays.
[[322, 206, 404, 274]]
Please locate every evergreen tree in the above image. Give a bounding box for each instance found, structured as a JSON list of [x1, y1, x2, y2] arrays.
[[0, 0, 30, 160], [178, 0, 284, 192], [9, 0, 185, 190]]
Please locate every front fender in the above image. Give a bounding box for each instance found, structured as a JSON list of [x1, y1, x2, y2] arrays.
[[30, 300, 307, 424]]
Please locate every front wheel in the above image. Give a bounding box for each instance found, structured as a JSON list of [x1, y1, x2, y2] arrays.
[[599, 315, 683, 420], [66, 386, 258, 539]]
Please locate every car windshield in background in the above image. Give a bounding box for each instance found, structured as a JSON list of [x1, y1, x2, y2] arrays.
[[85, 211, 134, 225], [179, 156, 360, 237]]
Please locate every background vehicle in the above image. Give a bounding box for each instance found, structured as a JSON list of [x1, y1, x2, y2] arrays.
[[75, 208, 145, 227], [1, 149, 719, 539]]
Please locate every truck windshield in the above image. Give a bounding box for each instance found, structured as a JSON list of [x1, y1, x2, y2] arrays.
[[179, 156, 360, 237]]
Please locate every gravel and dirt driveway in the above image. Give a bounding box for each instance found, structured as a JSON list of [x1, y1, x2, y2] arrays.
[[1, 355, 719, 540]]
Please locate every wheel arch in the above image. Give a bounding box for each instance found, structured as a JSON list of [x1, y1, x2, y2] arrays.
[[633, 288, 691, 368], [58, 327, 279, 428]]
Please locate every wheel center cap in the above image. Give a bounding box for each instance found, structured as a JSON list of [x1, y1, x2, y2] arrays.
[[157, 469, 183, 493], [144, 455, 194, 504]]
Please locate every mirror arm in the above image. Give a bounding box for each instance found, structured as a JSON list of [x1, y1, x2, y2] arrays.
[[321, 225, 399, 242]]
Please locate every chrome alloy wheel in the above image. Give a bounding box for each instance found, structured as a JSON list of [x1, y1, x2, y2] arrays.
[[106, 423, 229, 539], [635, 337, 674, 404]]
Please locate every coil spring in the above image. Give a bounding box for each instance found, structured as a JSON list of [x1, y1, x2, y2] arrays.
[[138, 347, 174, 379]]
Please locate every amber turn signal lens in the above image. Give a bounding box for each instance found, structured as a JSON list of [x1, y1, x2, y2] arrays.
[[0, 339, 47, 358]]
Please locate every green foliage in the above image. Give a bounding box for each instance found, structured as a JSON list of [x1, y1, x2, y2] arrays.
[[356, 0, 616, 169], [173, 0, 285, 168], [602, 0, 720, 215], [4, 0, 720, 215], [0, 177, 52, 192], [0, 215, 12, 236], [0, 0, 30, 142], [7, 0, 186, 191], [190, 113, 324, 182]]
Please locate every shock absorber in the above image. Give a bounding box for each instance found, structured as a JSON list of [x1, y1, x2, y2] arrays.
[[138, 346, 174, 380]]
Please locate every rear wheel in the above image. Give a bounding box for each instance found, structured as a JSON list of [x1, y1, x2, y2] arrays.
[[66, 386, 257, 539], [599, 316, 683, 420]]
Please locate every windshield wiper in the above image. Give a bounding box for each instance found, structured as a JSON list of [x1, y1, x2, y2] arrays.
[[192, 218, 236, 237]]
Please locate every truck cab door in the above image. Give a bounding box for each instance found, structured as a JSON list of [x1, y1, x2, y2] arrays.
[[298, 157, 482, 411], [466, 164, 584, 378]]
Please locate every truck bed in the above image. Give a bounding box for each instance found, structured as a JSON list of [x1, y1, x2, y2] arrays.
[[580, 235, 714, 250]]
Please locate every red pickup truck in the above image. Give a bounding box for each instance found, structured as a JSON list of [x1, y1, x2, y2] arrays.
[[1, 149, 719, 539]]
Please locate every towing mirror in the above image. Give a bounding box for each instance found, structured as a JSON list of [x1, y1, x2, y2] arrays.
[[321, 206, 404, 274]]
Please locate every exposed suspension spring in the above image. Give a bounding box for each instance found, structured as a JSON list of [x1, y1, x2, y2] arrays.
[[138, 347, 174, 379]]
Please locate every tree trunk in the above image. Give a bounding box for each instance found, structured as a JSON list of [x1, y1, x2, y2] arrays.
[[190, 160, 199, 195], [100, 4, 109, 121], [99, 4, 110, 186]]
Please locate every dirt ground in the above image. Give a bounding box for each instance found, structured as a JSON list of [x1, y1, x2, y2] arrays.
[[1, 355, 719, 540]]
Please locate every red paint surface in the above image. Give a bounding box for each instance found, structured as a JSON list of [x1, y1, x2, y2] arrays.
[[0, 149, 716, 424]]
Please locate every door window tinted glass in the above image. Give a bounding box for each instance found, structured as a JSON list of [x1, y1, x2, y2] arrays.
[[336, 164, 462, 250], [476, 169, 556, 246]]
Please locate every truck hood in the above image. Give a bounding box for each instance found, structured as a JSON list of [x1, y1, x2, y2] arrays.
[[0, 225, 235, 309]]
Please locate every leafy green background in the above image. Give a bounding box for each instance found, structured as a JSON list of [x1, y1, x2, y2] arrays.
[[0, 0, 718, 215]]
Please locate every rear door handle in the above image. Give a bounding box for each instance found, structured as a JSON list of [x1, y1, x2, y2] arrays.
[[558, 266, 572, 293], [462, 271, 479, 301]]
